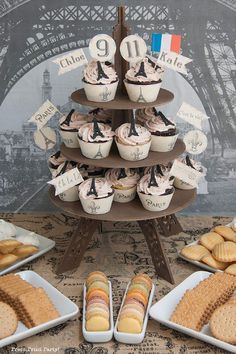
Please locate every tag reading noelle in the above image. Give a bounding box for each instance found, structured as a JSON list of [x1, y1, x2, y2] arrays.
[[177, 102, 209, 130], [170, 160, 203, 187], [29, 100, 59, 130], [156, 50, 192, 75], [48, 168, 84, 196], [53, 49, 88, 75]]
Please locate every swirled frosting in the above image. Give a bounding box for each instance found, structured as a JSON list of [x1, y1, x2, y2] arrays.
[[145, 112, 176, 136], [135, 107, 157, 125], [105, 168, 140, 189], [0, 220, 17, 238], [137, 174, 173, 196], [115, 123, 151, 146], [60, 111, 88, 132], [52, 161, 78, 178], [84, 61, 118, 85], [48, 151, 67, 169], [78, 164, 104, 178], [88, 108, 112, 125], [79, 178, 113, 200], [78, 122, 114, 143], [144, 163, 174, 182], [125, 58, 164, 84]]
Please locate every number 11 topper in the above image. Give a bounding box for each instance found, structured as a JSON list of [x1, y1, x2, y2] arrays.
[[89, 34, 117, 62], [120, 34, 147, 63]]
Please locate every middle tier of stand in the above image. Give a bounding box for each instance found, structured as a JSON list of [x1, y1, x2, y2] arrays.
[[61, 140, 185, 168]]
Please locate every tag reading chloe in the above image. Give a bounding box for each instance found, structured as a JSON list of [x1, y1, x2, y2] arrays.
[[170, 160, 203, 187], [53, 49, 88, 75], [29, 100, 59, 130], [156, 50, 192, 75], [177, 102, 209, 130], [48, 168, 84, 196]]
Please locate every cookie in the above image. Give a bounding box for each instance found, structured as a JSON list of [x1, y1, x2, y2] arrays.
[[12, 245, 38, 259], [0, 239, 22, 254], [127, 283, 149, 300], [86, 271, 108, 288], [0, 254, 18, 269], [227, 296, 236, 305], [210, 304, 236, 344], [225, 263, 236, 276], [86, 281, 109, 295], [0, 302, 18, 339], [200, 232, 224, 251], [86, 316, 109, 331], [132, 273, 152, 290], [117, 317, 142, 333], [181, 244, 210, 261], [214, 226, 236, 242], [201, 254, 229, 270], [212, 241, 236, 262]]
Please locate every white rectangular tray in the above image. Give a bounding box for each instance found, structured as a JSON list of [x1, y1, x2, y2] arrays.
[[82, 281, 114, 343], [0, 270, 79, 348], [114, 281, 155, 344], [0, 224, 55, 276], [149, 271, 236, 353]]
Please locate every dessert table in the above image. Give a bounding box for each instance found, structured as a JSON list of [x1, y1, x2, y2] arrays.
[[1, 212, 231, 354]]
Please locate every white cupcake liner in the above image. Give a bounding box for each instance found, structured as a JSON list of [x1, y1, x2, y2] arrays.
[[79, 138, 113, 159], [174, 177, 195, 190], [116, 139, 151, 161], [113, 186, 137, 203], [124, 80, 162, 103], [150, 133, 179, 152], [138, 190, 174, 211], [84, 81, 118, 102], [60, 130, 80, 148], [80, 193, 114, 214], [58, 186, 79, 202]]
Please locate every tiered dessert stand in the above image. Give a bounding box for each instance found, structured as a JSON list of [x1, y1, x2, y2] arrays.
[[49, 7, 196, 284]]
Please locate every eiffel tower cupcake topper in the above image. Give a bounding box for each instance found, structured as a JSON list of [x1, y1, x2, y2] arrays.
[[97, 61, 109, 81], [118, 168, 127, 180], [148, 166, 159, 188], [134, 61, 147, 78], [156, 111, 175, 126], [128, 112, 139, 137], [56, 161, 69, 177], [87, 177, 98, 197], [63, 109, 75, 126], [186, 155, 195, 169], [54, 151, 61, 159], [156, 164, 164, 176], [92, 117, 105, 139]]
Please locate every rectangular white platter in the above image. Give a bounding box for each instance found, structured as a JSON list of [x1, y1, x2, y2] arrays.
[[0, 270, 79, 348], [0, 224, 55, 276], [114, 281, 155, 344], [178, 221, 234, 273], [82, 280, 114, 343], [149, 271, 236, 353]]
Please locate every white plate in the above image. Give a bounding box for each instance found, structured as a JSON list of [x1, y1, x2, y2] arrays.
[[149, 271, 236, 353], [82, 281, 114, 343], [0, 270, 79, 348], [114, 282, 155, 344], [178, 221, 234, 273], [0, 225, 55, 276]]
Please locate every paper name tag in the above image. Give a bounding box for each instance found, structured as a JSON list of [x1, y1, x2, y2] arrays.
[[177, 102, 209, 129], [170, 160, 203, 187], [29, 100, 59, 130], [53, 49, 88, 75], [48, 168, 84, 196], [156, 50, 192, 75]]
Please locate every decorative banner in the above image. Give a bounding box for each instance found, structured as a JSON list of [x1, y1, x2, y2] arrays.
[[34, 127, 57, 151], [152, 33, 181, 54], [170, 160, 203, 187], [89, 34, 116, 61], [177, 102, 209, 130], [53, 49, 88, 75], [183, 130, 208, 155], [29, 100, 59, 130], [120, 35, 147, 62], [48, 168, 84, 196], [156, 51, 192, 75]]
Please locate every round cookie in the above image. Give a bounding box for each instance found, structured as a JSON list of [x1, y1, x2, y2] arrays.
[[214, 226, 236, 242], [86, 307, 109, 321], [127, 283, 149, 300], [200, 232, 224, 251], [86, 289, 109, 304], [132, 273, 152, 289], [87, 280, 109, 295], [86, 271, 108, 287], [225, 263, 236, 276], [201, 254, 229, 270], [210, 304, 236, 344], [117, 317, 142, 333], [212, 241, 236, 262], [86, 316, 109, 331], [12, 245, 38, 259], [0, 254, 18, 269], [126, 291, 147, 308], [0, 302, 18, 339], [181, 244, 210, 261], [119, 308, 144, 326], [0, 239, 22, 254]]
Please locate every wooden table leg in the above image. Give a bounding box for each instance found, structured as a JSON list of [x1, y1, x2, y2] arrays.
[[156, 214, 183, 237], [56, 218, 101, 274], [138, 219, 175, 284]]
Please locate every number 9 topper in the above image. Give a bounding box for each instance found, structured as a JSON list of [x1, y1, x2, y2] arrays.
[[89, 34, 117, 62], [120, 35, 147, 63]]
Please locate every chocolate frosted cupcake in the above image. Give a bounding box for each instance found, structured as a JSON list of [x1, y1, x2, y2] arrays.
[[87, 108, 112, 125], [78, 118, 114, 159], [145, 110, 178, 152], [105, 168, 140, 203], [124, 57, 164, 103], [83, 61, 118, 102], [174, 155, 204, 190], [144, 163, 174, 185], [135, 107, 157, 126], [59, 109, 88, 148], [78, 164, 104, 179], [48, 151, 67, 174], [79, 177, 114, 214], [53, 161, 80, 202], [138, 167, 174, 211]]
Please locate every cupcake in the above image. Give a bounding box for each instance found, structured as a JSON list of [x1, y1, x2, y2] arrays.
[[135, 107, 156, 126], [115, 118, 151, 161], [105, 168, 140, 203], [53, 161, 80, 202], [79, 177, 114, 215], [78, 164, 104, 179], [138, 167, 174, 211], [83, 61, 118, 102], [48, 151, 67, 174], [144, 163, 174, 184], [78, 118, 114, 159], [145, 110, 179, 152], [124, 57, 164, 103], [174, 155, 204, 190], [59, 109, 88, 148], [88, 108, 112, 125]]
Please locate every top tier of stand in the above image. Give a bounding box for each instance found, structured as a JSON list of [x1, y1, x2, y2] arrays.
[[71, 88, 174, 110]]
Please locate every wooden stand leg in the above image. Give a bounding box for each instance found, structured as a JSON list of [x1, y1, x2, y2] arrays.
[[138, 219, 174, 284], [156, 214, 183, 237], [56, 218, 101, 274]]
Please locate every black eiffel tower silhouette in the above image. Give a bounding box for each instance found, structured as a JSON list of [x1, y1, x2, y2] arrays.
[[39, 129, 56, 150], [87, 177, 98, 197], [93, 144, 103, 159], [148, 166, 159, 188], [137, 87, 147, 103]]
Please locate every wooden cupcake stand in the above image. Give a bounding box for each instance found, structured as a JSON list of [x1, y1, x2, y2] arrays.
[[49, 7, 196, 284]]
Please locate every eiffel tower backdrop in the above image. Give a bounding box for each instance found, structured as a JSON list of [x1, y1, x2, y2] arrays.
[[0, 0, 235, 214]]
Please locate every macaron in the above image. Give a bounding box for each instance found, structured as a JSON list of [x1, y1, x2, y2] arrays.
[[126, 291, 147, 308], [87, 297, 108, 308], [87, 280, 109, 295], [119, 308, 144, 325], [117, 317, 142, 334], [87, 302, 109, 313], [124, 298, 145, 309], [86, 307, 109, 321], [86, 316, 109, 331], [127, 283, 149, 300], [86, 289, 109, 304], [132, 273, 152, 290], [86, 271, 108, 288], [122, 303, 145, 316]]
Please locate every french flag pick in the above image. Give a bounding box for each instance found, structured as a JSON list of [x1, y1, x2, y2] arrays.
[[151, 33, 181, 54]]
